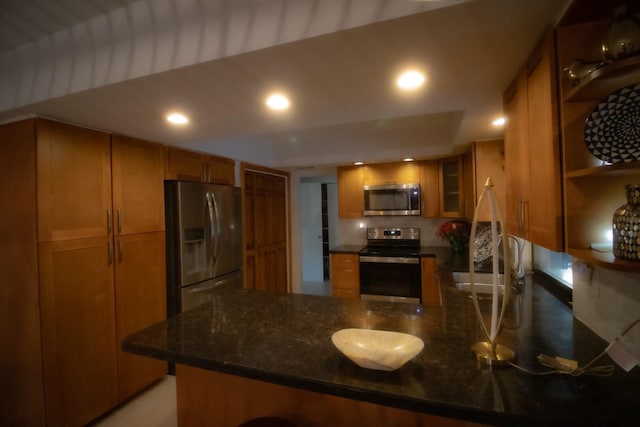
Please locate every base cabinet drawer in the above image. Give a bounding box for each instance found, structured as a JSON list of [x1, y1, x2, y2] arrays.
[[330, 253, 360, 298]]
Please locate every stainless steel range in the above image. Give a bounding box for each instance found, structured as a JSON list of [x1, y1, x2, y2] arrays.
[[359, 227, 421, 304]]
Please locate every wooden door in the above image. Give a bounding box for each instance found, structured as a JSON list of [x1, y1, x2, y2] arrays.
[[111, 135, 165, 235], [114, 232, 167, 402], [37, 119, 112, 242], [503, 71, 530, 239], [242, 169, 288, 292], [38, 237, 118, 427], [337, 165, 364, 218], [525, 30, 563, 252]]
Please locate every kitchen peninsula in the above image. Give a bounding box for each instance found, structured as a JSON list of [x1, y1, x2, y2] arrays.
[[123, 273, 640, 426]]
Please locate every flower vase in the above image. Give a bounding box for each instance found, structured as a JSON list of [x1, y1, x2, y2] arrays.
[[612, 184, 640, 261], [449, 237, 465, 253]]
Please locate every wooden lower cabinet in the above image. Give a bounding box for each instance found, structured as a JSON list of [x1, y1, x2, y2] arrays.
[[176, 364, 489, 427], [38, 237, 119, 427], [330, 253, 360, 299], [115, 232, 167, 402], [420, 257, 439, 306]]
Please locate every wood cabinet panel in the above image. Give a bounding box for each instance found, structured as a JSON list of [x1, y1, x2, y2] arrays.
[[166, 147, 204, 182], [114, 232, 167, 402], [0, 119, 45, 427], [176, 364, 489, 427], [504, 71, 530, 238], [438, 157, 465, 218], [420, 257, 439, 307], [205, 154, 235, 185], [331, 253, 360, 297], [525, 32, 563, 252], [337, 165, 364, 218], [38, 237, 118, 427], [167, 147, 236, 184], [363, 162, 420, 185], [112, 135, 165, 234], [467, 140, 506, 222], [420, 160, 440, 218], [37, 119, 112, 242], [504, 30, 563, 251]]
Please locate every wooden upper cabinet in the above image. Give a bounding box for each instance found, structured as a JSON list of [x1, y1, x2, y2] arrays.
[[419, 160, 440, 218], [166, 146, 235, 185], [37, 119, 112, 242], [467, 140, 506, 222], [205, 154, 235, 185], [504, 29, 563, 251], [166, 147, 204, 181], [363, 162, 420, 185], [525, 30, 563, 252], [504, 70, 530, 238], [111, 135, 165, 235], [438, 156, 465, 218], [337, 165, 364, 218]]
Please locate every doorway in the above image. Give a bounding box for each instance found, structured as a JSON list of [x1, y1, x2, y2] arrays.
[[300, 177, 338, 295]]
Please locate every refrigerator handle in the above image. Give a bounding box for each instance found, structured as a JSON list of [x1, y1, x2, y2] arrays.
[[211, 191, 221, 264], [205, 192, 215, 271]]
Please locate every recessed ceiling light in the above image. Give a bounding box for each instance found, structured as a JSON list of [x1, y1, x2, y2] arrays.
[[492, 117, 506, 126], [396, 70, 425, 90], [266, 93, 290, 111], [166, 113, 189, 125], [354, 161, 364, 166], [402, 158, 414, 162]]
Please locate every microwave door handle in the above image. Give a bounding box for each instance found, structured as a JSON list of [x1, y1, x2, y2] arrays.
[[205, 193, 215, 272]]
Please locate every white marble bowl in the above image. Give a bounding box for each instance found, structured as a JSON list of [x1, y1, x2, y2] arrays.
[[331, 328, 424, 371]]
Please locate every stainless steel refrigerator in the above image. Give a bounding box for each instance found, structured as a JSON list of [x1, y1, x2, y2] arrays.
[[165, 181, 242, 317]]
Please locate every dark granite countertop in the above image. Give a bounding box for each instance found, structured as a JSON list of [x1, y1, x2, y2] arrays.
[[329, 244, 364, 254], [123, 278, 639, 426]]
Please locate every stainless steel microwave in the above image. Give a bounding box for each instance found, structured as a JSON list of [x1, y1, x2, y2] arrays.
[[363, 183, 421, 216]]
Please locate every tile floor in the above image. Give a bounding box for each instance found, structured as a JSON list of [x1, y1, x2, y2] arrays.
[[91, 376, 177, 427], [92, 283, 331, 426]]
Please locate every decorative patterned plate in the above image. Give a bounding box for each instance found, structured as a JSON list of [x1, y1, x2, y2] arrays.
[[584, 82, 640, 164], [473, 226, 493, 263]]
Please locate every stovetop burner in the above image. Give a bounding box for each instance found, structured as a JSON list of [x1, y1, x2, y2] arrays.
[[360, 227, 420, 257]]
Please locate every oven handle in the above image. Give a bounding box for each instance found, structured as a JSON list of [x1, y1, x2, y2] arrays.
[[359, 256, 419, 264]]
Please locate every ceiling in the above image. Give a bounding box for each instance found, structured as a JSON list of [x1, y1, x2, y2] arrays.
[[0, 0, 573, 170]]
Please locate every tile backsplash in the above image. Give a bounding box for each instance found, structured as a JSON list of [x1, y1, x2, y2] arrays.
[[335, 216, 453, 247], [572, 260, 640, 362]]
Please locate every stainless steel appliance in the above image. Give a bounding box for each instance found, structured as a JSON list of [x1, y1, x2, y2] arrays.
[[363, 183, 420, 216], [359, 227, 421, 304], [165, 181, 242, 317]]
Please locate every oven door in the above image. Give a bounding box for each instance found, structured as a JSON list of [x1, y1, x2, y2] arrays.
[[359, 256, 421, 303]]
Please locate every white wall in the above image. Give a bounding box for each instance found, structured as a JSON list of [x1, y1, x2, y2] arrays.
[[572, 261, 640, 360], [300, 182, 323, 282]]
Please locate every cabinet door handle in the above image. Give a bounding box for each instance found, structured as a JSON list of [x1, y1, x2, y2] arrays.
[[108, 240, 113, 265], [118, 239, 123, 263], [107, 209, 112, 235], [117, 209, 122, 234], [522, 200, 529, 232]]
